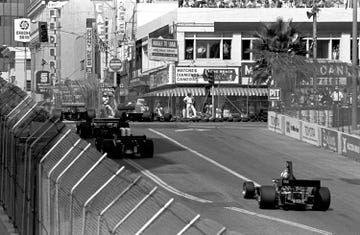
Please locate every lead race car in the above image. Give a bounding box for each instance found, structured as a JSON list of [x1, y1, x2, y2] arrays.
[[242, 161, 331, 211]]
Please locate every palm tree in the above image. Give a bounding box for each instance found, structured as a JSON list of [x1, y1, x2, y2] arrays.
[[249, 17, 320, 111], [251, 17, 308, 86]]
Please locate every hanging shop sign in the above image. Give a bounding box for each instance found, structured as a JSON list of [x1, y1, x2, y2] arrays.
[[148, 38, 178, 62], [35, 70, 51, 93], [175, 67, 239, 84], [94, 3, 106, 42], [14, 18, 31, 42], [86, 27, 93, 73]]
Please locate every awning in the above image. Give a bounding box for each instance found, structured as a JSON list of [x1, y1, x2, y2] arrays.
[[143, 87, 268, 97]]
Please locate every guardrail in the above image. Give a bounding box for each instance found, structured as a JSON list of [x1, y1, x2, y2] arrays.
[[268, 111, 360, 162], [0, 78, 229, 235]]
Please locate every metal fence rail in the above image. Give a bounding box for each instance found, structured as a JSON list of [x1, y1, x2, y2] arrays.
[[0, 79, 232, 235]]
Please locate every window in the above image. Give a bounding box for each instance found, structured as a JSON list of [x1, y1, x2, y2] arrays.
[[223, 40, 231, 60], [317, 40, 329, 59], [49, 23, 55, 30], [0, 16, 2, 26], [185, 40, 194, 60], [196, 40, 220, 59], [242, 40, 251, 60], [184, 35, 231, 60], [332, 39, 340, 60]]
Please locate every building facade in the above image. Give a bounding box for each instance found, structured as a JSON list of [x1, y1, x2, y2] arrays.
[[132, 3, 360, 118]]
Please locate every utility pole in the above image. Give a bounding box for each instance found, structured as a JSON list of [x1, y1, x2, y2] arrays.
[[113, 0, 118, 88], [352, 0, 358, 130]]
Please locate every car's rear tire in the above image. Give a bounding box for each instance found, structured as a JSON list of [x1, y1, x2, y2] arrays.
[[139, 139, 154, 158], [243, 181, 255, 199], [313, 187, 331, 211], [258, 186, 276, 209]]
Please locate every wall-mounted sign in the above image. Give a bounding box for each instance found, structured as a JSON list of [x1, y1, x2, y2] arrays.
[[35, 70, 51, 93], [175, 67, 239, 84], [14, 18, 31, 42], [269, 88, 281, 101], [148, 38, 178, 62], [86, 27, 93, 73]]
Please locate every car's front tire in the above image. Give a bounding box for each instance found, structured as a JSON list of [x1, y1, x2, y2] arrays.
[[243, 181, 255, 199], [258, 186, 276, 209]]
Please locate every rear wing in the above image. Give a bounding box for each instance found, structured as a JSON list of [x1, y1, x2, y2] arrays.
[[282, 179, 321, 188], [93, 118, 121, 124]]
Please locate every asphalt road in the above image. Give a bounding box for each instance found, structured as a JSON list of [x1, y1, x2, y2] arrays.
[[114, 122, 360, 235]]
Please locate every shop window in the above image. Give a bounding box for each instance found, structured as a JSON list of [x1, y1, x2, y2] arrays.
[[223, 40, 231, 60], [242, 40, 251, 60], [185, 39, 194, 60], [50, 48, 55, 57], [196, 40, 220, 59]]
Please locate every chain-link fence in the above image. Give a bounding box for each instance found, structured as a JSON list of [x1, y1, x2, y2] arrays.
[[268, 55, 360, 134], [0, 77, 232, 235]]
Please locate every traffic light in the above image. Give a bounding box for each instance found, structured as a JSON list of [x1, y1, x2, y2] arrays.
[[38, 22, 48, 43], [203, 69, 215, 85], [208, 71, 215, 85]]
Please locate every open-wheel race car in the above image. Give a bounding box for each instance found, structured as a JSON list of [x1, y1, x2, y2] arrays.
[[242, 161, 331, 211], [77, 118, 154, 159]]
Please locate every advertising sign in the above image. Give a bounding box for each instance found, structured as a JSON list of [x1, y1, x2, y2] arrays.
[[149, 68, 170, 89], [341, 133, 360, 160], [321, 127, 338, 152], [14, 18, 31, 42], [241, 62, 268, 85], [95, 3, 106, 41], [301, 121, 319, 146], [148, 38, 178, 62], [109, 58, 122, 71], [86, 27, 93, 73], [35, 71, 51, 93], [285, 116, 301, 140], [268, 111, 284, 134], [176, 67, 239, 84]]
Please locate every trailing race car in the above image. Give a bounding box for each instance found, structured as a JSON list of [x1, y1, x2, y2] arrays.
[[77, 117, 154, 159], [242, 161, 331, 211]]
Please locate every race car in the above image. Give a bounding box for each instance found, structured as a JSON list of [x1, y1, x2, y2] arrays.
[[242, 161, 331, 211], [77, 117, 154, 159]]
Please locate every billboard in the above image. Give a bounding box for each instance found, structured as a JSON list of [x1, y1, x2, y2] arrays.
[[321, 127, 338, 152], [175, 67, 239, 84], [14, 18, 31, 42], [285, 116, 301, 140], [341, 133, 360, 160], [301, 121, 319, 146], [268, 111, 284, 134], [148, 38, 178, 62]]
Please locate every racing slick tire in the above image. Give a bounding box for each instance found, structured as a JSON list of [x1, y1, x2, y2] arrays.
[[164, 113, 172, 122], [78, 122, 91, 138], [142, 111, 153, 122], [243, 181, 256, 199], [258, 186, 276, 209], [139, 139, 154, 158], [313, 187, 331, 211], [102, 139, 123, 159]]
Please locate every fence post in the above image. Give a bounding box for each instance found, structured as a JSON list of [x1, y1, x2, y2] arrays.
[[70, 153, 107, 235], [81, 166, 125, 235], [97, 175, 142, 235], [39, 129, 71, 235]]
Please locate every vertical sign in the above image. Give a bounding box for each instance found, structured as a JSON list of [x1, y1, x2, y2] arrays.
[[95, 3, 106, 42], [14, 18, 31, 42], [86, 18, 94, 73], [321, 128, 338, 152]]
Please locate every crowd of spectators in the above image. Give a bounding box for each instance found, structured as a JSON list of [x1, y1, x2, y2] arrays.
[[178, 0, 344, 8]]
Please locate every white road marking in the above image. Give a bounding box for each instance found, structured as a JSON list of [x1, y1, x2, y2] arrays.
[[226, 207, 333, 235], [175, 128, 210, 132], [149, 128, 261, 187], [144, 128, 334, 235], [124, 159, 212, 203]]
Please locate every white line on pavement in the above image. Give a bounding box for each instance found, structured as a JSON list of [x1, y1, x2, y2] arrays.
[[124, 159, 212, 203], [226, 207, 333, 235], [149, 128, 261, 187]]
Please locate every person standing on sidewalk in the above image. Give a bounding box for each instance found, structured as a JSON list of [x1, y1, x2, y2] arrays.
[[183, 92, 197, 118]]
